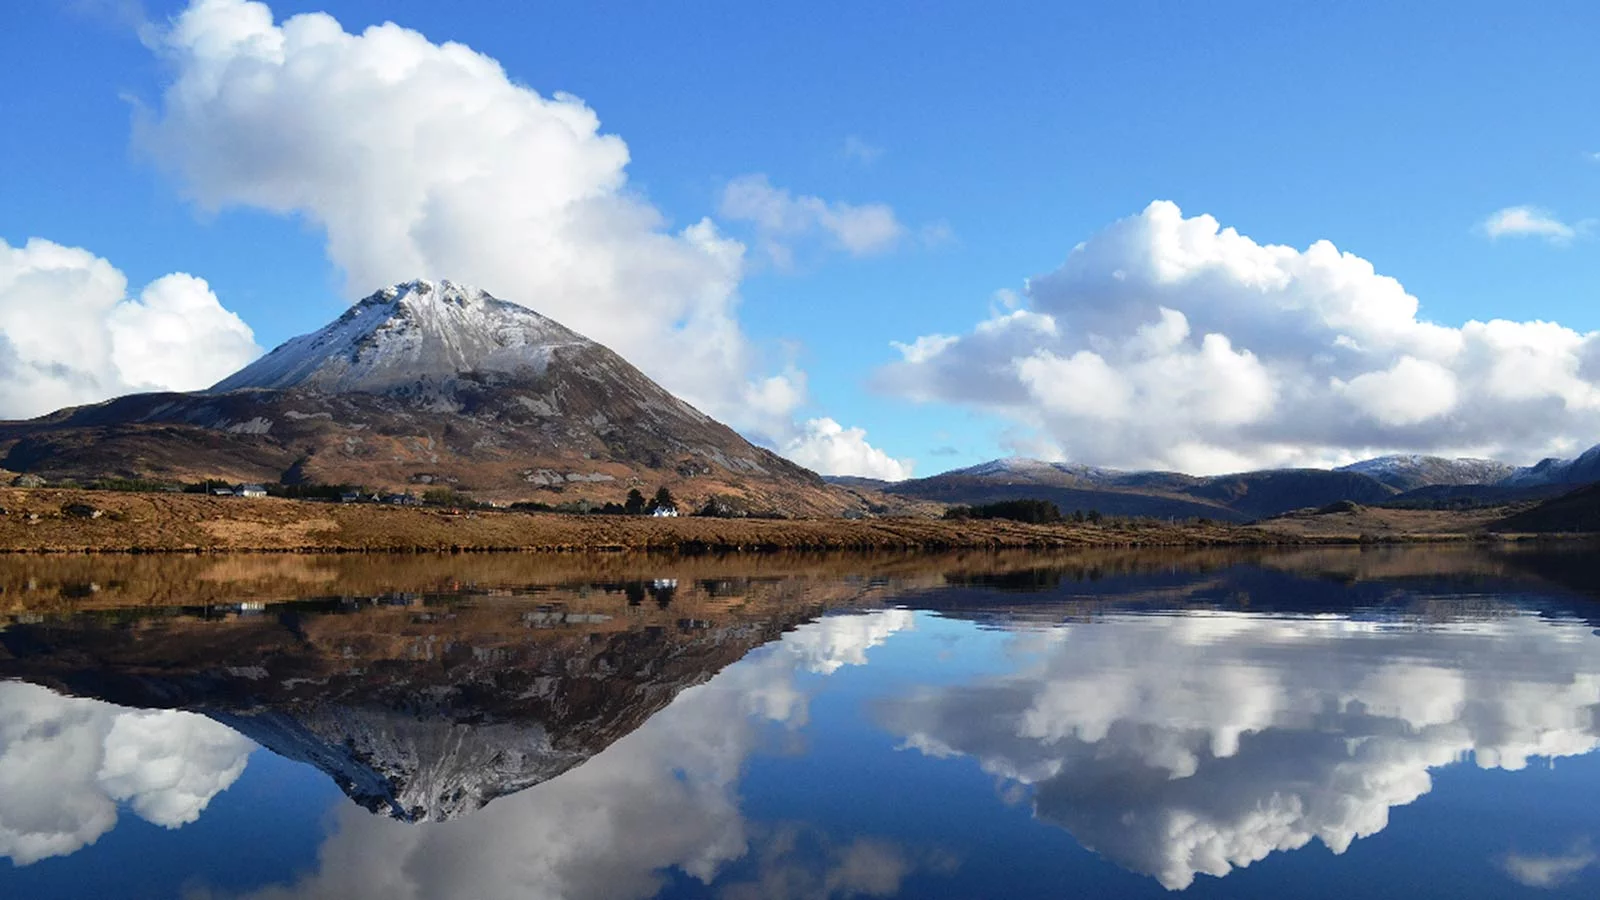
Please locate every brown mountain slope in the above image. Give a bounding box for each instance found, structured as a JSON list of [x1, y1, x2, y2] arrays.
[[1490, 483, 1600, 533], [0, 280, 846, 515]]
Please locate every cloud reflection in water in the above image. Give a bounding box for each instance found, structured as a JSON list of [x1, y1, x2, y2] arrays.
[[0, 681, 255, 865], [879, 611, 1600, 889]]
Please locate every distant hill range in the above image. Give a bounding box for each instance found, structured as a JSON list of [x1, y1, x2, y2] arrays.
[[0, 280, 848, 515], [834, 448, 1600, 523]]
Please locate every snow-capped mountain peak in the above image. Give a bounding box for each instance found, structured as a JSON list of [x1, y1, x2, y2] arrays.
[[1334, 455, 1517, 490], [211, 279, 591, 395], [946, 457, 1127, 484], [952, 457, 1053, 478]]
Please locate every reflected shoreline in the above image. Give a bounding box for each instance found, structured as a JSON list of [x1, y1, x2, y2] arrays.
[[3, 542, 1600, 616]]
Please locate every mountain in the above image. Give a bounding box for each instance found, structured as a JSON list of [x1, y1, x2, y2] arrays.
[[1491, 482, 1600, 534], [0, 280, 841, 514], [875, 460, 1235, 521], [1500, 445, 1600, 489], [213, 279, 605, 395], [1334, 455, 1517, 491], [883, 446, 1600, 522], [880, 458, 1404, 522]]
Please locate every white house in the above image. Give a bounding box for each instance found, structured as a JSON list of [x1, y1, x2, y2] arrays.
[[651, 506, 679, 517], [236, 484, 268, 498]]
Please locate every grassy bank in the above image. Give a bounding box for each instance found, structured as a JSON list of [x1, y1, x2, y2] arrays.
[[0, 488, 1308, 553]]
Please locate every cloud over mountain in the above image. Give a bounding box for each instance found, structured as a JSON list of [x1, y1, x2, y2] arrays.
[[134, 0, 901, 475], [0, 237, 260, 419], [877, 201, 1600, 474], [140, 0, 765, 425]]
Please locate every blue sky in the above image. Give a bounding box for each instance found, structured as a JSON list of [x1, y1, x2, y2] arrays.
[[3, 0, 1599, 477]]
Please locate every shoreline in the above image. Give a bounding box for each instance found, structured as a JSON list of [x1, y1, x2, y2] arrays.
[[0, 488, 1580, 554], [0, 542, 1588, 619], [0, 486, 1276, 554]]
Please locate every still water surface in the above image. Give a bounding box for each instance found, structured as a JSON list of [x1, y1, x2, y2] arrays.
[[3, 546, 1600, 898]]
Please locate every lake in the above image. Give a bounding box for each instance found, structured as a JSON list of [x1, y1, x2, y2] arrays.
[[3, 545, 1599, 898]]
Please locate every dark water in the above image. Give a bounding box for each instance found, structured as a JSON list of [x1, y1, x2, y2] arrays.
[[3, 545, 1600, 898]]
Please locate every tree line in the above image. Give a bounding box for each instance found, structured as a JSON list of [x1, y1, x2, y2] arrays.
[[942, 499, 1103, 525]]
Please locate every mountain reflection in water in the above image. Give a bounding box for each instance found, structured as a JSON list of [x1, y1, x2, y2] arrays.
[[3, 545, 1600, 899]]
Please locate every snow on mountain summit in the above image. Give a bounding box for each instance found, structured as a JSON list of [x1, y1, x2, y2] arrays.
[[211, 279, 592, 394], [948, 457, 1125, 482], [1335, 455, 1516, 490]]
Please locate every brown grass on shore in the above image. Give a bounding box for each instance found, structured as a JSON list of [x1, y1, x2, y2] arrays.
[[0, 487, 1301, 554], [1251, 504, 1520, 540]]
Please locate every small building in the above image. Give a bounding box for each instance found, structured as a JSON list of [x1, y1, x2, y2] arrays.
[[340, 491, 361, 504], [211, 487, 235, 497], [236, 484, 268, 498], [651, 505, 679, 518]]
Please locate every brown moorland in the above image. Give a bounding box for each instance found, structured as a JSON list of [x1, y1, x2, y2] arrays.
[[0, 488, 1294, 554]]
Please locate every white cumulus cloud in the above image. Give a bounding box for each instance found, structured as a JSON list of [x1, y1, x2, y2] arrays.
[[1481, 206, 1578, 244], [0, 237, 261, 419], [135, 0, 904, 469], [138, 0, 798, 435], [1332, 355, 1459, 427], [781, 418, 915, 481], [876, 201, 1600, 473], [720, 173, 906, 263]]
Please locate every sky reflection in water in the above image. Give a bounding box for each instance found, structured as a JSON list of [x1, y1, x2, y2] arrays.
[[3, 548, 1600, 898]]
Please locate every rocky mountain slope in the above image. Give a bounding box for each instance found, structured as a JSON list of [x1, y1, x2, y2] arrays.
[[0, 280, 842, 514]]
